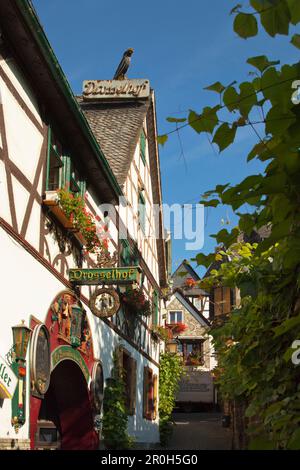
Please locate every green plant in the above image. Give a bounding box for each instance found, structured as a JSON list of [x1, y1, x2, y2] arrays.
[[159, 352, 183, 446], [102, 350, 134, 450], [121, 286, 152, 317], [159, 1, 300, 449], [57, 188, 108, 253]]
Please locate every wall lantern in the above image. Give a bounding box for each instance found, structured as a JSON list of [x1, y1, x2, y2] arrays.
[[12, 320, 32, 361], [11, 320, 32, 433], [70, 306, 83, 348]]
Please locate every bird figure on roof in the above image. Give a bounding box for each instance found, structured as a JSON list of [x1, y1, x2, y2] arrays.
[[113, 48, 134, 80]]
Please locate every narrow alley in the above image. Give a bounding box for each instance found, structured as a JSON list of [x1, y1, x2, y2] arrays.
[[165, 413, 232, 450]]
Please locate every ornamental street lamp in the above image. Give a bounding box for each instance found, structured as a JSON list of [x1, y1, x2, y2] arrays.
[[12, 320, 32, 362], [11, 320, 32, 433]]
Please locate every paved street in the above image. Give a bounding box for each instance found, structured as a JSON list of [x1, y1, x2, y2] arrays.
[[165, 413, 232, 450]]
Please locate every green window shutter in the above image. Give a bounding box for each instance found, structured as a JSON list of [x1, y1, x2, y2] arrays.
[[152, 290, 159, 326], [46, 127, 63, 191], [138, 192, 146, 232], [121, 239, 131, 266], [140, 131, 146, 165]]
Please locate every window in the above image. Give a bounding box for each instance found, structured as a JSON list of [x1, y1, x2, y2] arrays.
[[117, 347, 137, 415], [143, 367, 158, 420], [120, 239, 139, 266], [138, 192, 146, 232], [213, 287, 232, 317], [46, 129, 63, 191], [140, 130, 146, 165], [46, 127, 85, 196], [169, 310, 183, 324], [179, 340, 203, 366]]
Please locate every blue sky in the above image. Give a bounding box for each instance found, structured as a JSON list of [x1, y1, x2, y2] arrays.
[[33, 0, 299, 274]]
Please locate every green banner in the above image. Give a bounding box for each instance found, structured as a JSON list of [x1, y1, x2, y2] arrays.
[[69, 266, 141, 285]]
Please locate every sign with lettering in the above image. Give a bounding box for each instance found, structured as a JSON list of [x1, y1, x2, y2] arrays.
[[0, 355, 17, 399], [51, 346, 90, 383], [69, 266, 141, 285], [83, 79, 150, 100]]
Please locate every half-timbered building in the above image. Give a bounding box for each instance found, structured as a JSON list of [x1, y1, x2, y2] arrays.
[[164, 261, 217, 409], [0, 0, 167, 450]]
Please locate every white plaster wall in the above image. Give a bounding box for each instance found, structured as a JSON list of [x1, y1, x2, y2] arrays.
[[0, 58, 42, 126], [1, 78, 44, 183], [0, 159, 11, 225]]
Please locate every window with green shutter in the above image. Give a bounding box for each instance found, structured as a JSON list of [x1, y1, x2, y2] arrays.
[[120, 239, 132, 266], [46, 126, 86, 196], [152, 290, 159, 326], [140, 130, 146, 165], [138, 192, 146, 232]]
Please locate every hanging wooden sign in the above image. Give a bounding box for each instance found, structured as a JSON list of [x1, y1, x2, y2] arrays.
[[69, 266, 141, 285], [89, 288, 120, 319]]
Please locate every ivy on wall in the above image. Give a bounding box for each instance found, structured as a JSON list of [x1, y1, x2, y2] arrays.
[[159, 352, 183, 446], [102, 350, 134, 449], [159, 0, 300, 450]]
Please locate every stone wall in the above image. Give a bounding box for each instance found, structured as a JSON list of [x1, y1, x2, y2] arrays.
[[0, 438, 31, 450]]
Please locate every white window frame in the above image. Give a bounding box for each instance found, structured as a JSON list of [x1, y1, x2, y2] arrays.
[[168, 310, 184, 324]]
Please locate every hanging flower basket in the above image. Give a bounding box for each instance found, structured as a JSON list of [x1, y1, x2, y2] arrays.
[[165, 322, 187, 335], [121, 286, 152, 317], [184, 278, 198, 289]]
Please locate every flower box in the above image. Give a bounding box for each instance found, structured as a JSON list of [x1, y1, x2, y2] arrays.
[[43, 191, 74, 229]]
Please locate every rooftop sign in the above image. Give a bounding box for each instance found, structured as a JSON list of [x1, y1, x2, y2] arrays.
[[82, 79, 150, 100]]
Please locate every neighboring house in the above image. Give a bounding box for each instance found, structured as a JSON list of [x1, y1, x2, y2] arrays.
[[164, 261, 217, 409], [0, 1, 167, 450]]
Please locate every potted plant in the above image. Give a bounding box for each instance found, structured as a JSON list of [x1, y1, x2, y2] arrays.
[[121, 286, 152, 317], [43, 188, 108, 253]]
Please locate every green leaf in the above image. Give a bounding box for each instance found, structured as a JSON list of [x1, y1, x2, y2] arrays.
[[188, 106, 219, 135], [166, 117, 187, 123], [204, 81, 225, 94], [247, 55, 280, 73], [234, 13, 258, 38], [260, 2, 291, 37], [213, 123, 237, 152], [247, 142, 267, 162], [248, 436, 275, 450], [199, 198, 220, 207], [157, 134, 168, 146], [237, 174, 263, 191], [291, 34, 300, 49], [239, 214, 255, 235], [288, 428, 300, 449], [286, 0, 300, 25], [195, 253, 215, 268], [239, 82, 257, 117], [273, 315, 300, 337], [265, 106, 296, 137], [223, 86, 240, 112]]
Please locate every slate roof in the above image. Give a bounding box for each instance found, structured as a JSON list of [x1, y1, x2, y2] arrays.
[[76, 96, 150, 188]]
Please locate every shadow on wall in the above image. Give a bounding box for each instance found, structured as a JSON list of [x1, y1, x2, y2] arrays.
[[90, 311, 158, 441]]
